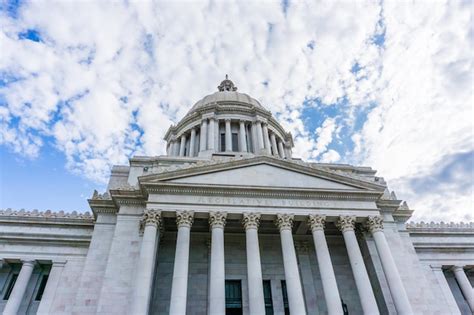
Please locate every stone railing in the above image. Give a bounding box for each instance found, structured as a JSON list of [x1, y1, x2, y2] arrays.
[[0, 208, 93, 220], [406, 221, 474, 229]]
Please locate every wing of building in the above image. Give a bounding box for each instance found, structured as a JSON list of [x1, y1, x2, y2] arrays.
[[1, 77, 473, 315]]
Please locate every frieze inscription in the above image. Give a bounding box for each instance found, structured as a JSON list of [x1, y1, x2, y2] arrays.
[[196, 196, 331, 208]]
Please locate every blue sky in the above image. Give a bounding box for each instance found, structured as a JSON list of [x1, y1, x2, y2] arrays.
[[0, 1, 472, 221]]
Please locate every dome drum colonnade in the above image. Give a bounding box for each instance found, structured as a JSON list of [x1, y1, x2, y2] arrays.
[[164, 77, 294, 159], [131, 211, 415, 315]]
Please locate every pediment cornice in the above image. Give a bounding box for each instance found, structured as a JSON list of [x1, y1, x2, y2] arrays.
[[139, 155, 386, 192], [142, 182, 382, 202]]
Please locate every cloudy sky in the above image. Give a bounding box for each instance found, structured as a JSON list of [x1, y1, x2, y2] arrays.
[[0, 0, 472, 222]]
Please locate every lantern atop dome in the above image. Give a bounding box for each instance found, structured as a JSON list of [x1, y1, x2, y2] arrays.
[[217, 74, 238, 92]]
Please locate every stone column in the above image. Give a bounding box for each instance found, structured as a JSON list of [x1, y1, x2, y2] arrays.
[[367, 216, 413, 315], [308, 215, 343, 315], [209, 212, 227, 315], [200, 119, 208, 152], [169, 211, 194, 315], [169, 140, 175, 156], [179, 134, 187, 156], [189, 128, 196, 157], [275, 214, 307, 315], [262, 123, 272, 155], [431, 266, 461, 315], [452, 266, 474, 312], [225, 119, 232, 151], [284, 146, 292, 159], [270, 133, 278, 156], [277, 139, 286, 158], [130, 210, 161, 315], [251, 122, 258, 153], [337, 216, 379, 315], [173, 140, 180, 157], [36, 260, 66, 315], [3, 260, 36, 315], [256, 121, 264, 152], [243, 213, 266, 315], [208, 117, 215, 151], [239, 120, 248, 152]]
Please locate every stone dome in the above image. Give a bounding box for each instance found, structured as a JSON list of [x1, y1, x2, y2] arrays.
[[186, 76, 267, 116], [165, 75, 294, 160]]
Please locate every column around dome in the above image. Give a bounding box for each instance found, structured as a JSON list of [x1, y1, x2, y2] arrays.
[[199, 119, 208, 153], [277, 139, 285, 158], [239, 120, 248, 152], [208, 117, 216, 152], [189, 128, 196, 157], [256, 120, 264, 152], [262, 123, 271, 155], [225, 119, 232, 152], [270, 132, 278, 156]]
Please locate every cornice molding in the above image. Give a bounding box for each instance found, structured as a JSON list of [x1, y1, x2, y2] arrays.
[[143, 182, 381, 201]]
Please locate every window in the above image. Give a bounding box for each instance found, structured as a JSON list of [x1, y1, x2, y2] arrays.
[[35, 274, 49, 301], [3, 274, 18, 300], [232, 133, 238, 151], [220, 133, 226, 151], [263, 280, 273, 315], [225, 280, 242, 315], [281, 280, 290, 315]]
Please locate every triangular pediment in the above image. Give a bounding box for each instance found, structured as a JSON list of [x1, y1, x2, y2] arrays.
[[168, 164, 357, 190], [139, 156, 384, 192]]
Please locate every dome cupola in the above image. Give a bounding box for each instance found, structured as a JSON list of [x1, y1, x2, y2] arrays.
[[164, 76, 294, 159]]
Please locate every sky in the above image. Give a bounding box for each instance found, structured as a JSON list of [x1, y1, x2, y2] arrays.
[[0, 0, 472, 222]]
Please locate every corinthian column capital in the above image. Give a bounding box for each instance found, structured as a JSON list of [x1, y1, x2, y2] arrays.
[[336, 215, 356, 232], [275, 213, 294, 231], [209, 211, 227, 228], [308, 214, 326, 231], [176, 210, 194, 228], [242, 212, 261, 230], [142, 209, 162, 227], [366, 215, 384, 233]]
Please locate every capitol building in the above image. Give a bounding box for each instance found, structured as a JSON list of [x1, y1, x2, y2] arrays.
[[0, 77, 473, 315]]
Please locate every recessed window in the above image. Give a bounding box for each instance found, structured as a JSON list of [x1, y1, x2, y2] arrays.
[[220, 133, 226, 151], [263, 280, 274, 315], [225, 280, 242, 315], [3, 274, 18, 300], [232, 133, 238, 151], [35, 274, 49, 301], [281, 280, 290, 315]]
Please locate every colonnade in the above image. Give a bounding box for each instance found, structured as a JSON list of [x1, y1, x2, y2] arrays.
[[452, 265, 474, 312], [2, 260, 66, 315], [131, 212, 414, 315], [167, 118, 291, 158]]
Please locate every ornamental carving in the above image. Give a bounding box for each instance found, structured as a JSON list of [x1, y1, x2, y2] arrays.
[[336, 215, 356, 232], [275, 213, 294, 231], [308, 214, 326, 231], [242, 212, 261, 230], [209, 211, 227, 228], [141, 209, 161, 228], [176, 210, 194, 228], [366, 215, 384, 233]]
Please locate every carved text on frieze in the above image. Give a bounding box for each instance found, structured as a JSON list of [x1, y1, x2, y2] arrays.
[[196, 196, 331, 208]]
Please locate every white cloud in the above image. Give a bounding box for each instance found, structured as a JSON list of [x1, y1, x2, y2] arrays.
[[351, 1, 473, 221], [0, 1, 471, 221], [320, 149, 341, 163]]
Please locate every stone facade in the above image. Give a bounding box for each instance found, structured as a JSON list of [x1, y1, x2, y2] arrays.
[[0, 78, 473, 314]]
